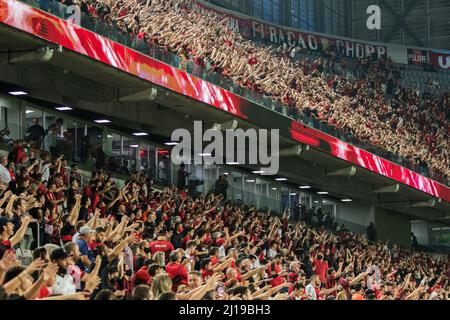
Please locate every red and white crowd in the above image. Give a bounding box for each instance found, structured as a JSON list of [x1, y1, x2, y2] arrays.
[[0, 144, 449, 300]]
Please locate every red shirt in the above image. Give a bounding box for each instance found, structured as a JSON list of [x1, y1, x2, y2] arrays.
[[8, 169, 15, 181], [182, 235, 190, 248], [88, 240, 103, 251], [0, 239, 14, 256], [313, 259, 329, 283], [211, 256, 219, 266], [166, 262, 188, 290], [45, 191, 58, 212], [268, 263, 284, 287], [201, 269, 214, 280], [149, 240, 174, 255], [132, 266, 151, 285]]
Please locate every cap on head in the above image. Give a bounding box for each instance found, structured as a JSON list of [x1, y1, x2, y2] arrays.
[[79, 226, 94, 235]]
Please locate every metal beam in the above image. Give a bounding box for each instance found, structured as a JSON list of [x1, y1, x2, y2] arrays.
[[326, 166, 357, 177], [380, 0, 425, 46], [0, 47, 54, 64], [372, 184, 400, 194], [118, 88, 158, 102], [412, 199, 441, 208]]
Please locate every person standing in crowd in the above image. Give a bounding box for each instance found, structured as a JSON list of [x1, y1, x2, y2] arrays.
[[411, 232, 419, 250], [0, 156, 11, 185], [214, 175, 229, 200], [95, 144, 106, 170], [176, 163, 191, 191], [367, 222, 376, 243], [26, 118, 45, 149]]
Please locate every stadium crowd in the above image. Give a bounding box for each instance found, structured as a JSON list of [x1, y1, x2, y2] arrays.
[[0, 142, 449, 301], [43, 0, 449, 184]]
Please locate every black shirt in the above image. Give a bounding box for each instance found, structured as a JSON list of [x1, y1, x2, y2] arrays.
[[170, 232, 183, 249], [79, 207, 89, 222], [27, 124, 45, 142]]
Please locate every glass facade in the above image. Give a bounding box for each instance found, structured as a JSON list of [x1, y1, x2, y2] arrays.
[[323, 0, 347, 36], [0, 93, 341, 218], [252, 0, 282, 25], [290, 0, 316, 31], [213, 0, 348, 37]]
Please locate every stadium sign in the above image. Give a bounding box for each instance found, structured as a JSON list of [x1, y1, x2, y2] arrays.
[[407, 48, 450, 70], [189, 0, 387, 60], [429, 50, 450, 70], [407, 48, 428, 65]]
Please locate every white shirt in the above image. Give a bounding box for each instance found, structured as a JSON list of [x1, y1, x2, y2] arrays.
[[72, 232, 80, 244], [267, 248, 277, 259], [305, 284, 317, 300], [0, 164, 11, 184], [68, 264, 83, 290], [218, 245, 226, 259], [251, 259, 261, 269], [41, 164, 50, 182], [51, 273, 77, 296]]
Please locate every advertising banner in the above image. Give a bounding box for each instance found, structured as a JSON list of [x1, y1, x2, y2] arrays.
[[407, 48, 428, 65], [429, 50, 450, 70], [189, 0, 388, 60]]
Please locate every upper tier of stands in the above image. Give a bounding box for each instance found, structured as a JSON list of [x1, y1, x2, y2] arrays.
[[15, 0, 450, 187]]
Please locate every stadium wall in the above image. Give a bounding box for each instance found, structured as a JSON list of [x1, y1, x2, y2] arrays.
[[411, 220, 429, 246], [374, 208, 411, 248], [335, 202, 375, 234], [336, 203, 411, 247]]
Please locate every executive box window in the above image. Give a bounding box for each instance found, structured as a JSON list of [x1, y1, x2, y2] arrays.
[[252, 0, 282, 25], [323, 0, 347, 36], [217, 0, 241, 11], [290, 0, 316, 31]]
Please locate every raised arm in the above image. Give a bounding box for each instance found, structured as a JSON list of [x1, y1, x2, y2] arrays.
[[68, 195, 82, 226], [9, 216, 33, 247], [108, 234, 134, 263], [349, 271, 368, 286], [213, 257, 233, 273], [241, 265, 267, 282]]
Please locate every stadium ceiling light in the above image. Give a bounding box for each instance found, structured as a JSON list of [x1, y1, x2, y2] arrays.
[[299, 186, 312, 189], [341, 199, 353, 202], [290, 193, 297, 196], [94, 119, 111, 124], [130, 144, 139, 148], [317, 191, 329, 195], [314, 200, 319, 204], [223, 172, 229, 175], [275, 178, 287, 181], [432, 227, 450, 231], [107, 135, 114, 138], [165, 142, 179, 146], [25, 110, 34, 114], [133, 132, 148, 136], [198, 153, 212, 157], [246, 179, 255, 183], [252, 170, 265, 174], [55, 106, 73, 111], [272, 187, 277, 190], [226, 161, 240, 165], [8, 91, 28, 96]]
